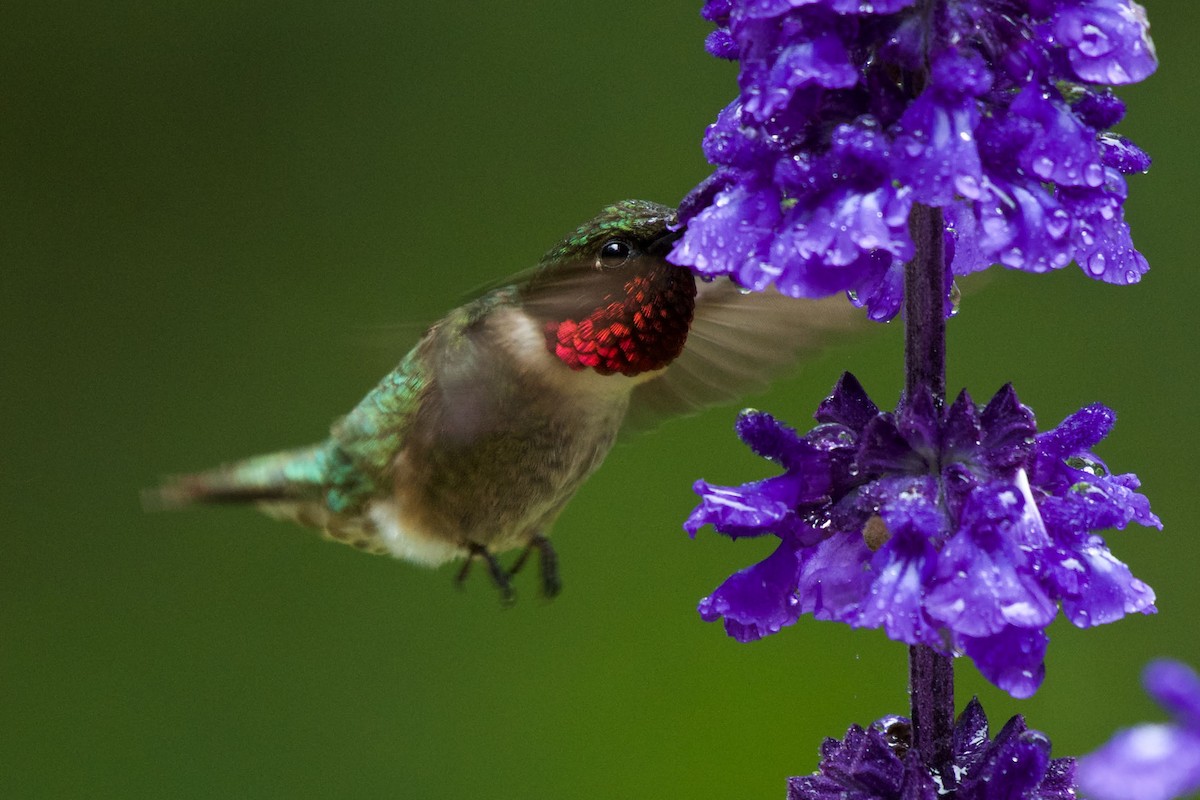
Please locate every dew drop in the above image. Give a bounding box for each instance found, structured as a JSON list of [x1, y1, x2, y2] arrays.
[[883, 205, 909, 227], [1001, 248, 1026, 268], [1046, 209, 1070, 238], [1087, 252, 1107, 276], [982, 217, 1007, 238], [1106, 63, 1131, 84], [1031, 155, 1055, 179], [1079, 24, 1112, 57], [955, 174, 980, 199]]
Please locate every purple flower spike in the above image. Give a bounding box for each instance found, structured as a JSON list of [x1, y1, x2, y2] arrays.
[[1078, 661, 1200, 800], [686, 374, 1157, 697], [788, 699, 1075, 799], [671, 0, 1156, 319]]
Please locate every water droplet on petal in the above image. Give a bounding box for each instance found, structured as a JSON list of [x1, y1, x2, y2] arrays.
[[1032, 156, 1055, 180], [982, 217, 1006, 238], [1001, 248, 1026, 268], [1079, 24, 1112, 57], [1046, 209, 1070, 238], [1087, 252, 1107, 276], [954, 174, 980, 199]]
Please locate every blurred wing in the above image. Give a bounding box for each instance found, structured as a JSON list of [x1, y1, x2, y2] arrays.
[[624, 280, 865, 432]]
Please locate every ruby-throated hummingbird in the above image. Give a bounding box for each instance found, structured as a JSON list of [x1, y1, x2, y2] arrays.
[[149, 200, 857, 600]]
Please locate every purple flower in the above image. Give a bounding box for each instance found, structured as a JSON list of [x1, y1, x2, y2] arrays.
[[672, 0, 1156, 320], [686, 374, 1159, 697], [1077, 661, 1200, 800], [788, 698, 1076, 798]]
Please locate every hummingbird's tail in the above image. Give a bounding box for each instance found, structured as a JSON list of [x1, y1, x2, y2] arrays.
[[144, 444, 332, 511]]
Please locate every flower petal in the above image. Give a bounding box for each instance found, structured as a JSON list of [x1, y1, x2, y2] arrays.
[[1078, 725, 1200, 800], [960, 626, 1048, 699], [698, 537, 804, 642]]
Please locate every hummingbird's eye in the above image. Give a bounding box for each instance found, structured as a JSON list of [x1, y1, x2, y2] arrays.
[[597, 239, 633, 269]]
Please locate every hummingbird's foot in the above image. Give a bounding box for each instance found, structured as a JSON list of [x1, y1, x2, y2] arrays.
[[456, 543, 515, 605], [509, 534, 561, 599]]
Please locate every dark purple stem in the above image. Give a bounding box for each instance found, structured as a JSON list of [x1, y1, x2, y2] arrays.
[[904, 203, 946, 402], [904, 203, 955, 781], [909, 645, 955, 781]]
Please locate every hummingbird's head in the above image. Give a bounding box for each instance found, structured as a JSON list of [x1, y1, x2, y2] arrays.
[[523, 200, 696, 377]]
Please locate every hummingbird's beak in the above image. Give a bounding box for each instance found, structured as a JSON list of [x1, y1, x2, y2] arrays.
[[647, 226, 685, 257]]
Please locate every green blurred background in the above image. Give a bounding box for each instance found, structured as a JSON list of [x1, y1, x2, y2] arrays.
[[4, 2, 1197, 797]]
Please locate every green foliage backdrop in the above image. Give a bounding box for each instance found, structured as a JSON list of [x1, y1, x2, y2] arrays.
[[4, 2, 1198, 797]]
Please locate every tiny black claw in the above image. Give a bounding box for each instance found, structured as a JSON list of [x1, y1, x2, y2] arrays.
[[457, 542, 515, 605], [511, 535, 561, 599], [455, 555, 476, 590]]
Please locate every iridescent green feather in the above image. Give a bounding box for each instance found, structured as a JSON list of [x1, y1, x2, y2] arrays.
[[324, 288, 512, 514], [148, 443, 333, 508], [324, 347, 428, 513], [151, 347, 429, 514]]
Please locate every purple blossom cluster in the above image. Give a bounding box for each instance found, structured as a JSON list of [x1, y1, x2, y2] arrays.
[[669, 0, 1157, 319], [1078, 660, 1200, 800], [686, 373, 1159, 697], [788, 699, 1075, 799]]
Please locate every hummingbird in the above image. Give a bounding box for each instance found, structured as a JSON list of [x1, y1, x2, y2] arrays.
[[149, 200, 858, 601]]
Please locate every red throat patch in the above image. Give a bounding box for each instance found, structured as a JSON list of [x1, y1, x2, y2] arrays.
[[545, 266, 697, 376]]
